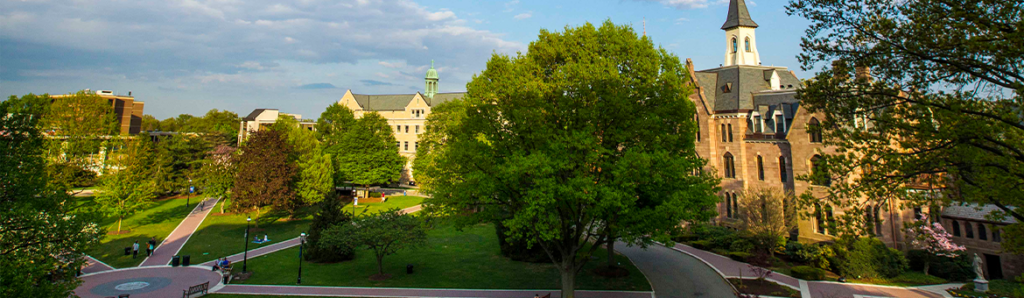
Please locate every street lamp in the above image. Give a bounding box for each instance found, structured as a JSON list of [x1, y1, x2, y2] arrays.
[[186, 178, 193, 210], [298, 232, 306, 284], [243, 216, 251, 273]]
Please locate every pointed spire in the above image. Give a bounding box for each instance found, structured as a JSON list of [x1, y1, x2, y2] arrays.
[[643, 18, 646, 37], [721, 0, 758, 30]]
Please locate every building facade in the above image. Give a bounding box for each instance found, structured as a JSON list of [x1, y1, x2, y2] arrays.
[[940, 204, 1022, 280], [336, 61, 464, 184], [236, 109, 314, 144], [51, 90, 145, 135]]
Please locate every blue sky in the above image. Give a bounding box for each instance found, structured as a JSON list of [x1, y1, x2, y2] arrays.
[[0, 0, 812, 120]]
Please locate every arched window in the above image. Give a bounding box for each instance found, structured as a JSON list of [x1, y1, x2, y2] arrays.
[[725, 193, 732, 218], [732, 37, 738, 53], [993, 228, 1002, 242], [811, 155, 831, 186], [825, 204, 835, 235], [979, 224, 988, 240], [745, 37, 751, 52], [873, 206, 883, 235], [757, 156, 764, 180], [809, 117, 822, 143], [723, 152, 735, 178], [779, 156, 788, 182], [721, 124, 727, 142], [728, 124, 734, 142], [696, 115, 701, 142], [815, 204, 825, 234], [952, 220, 961, 237], [733, 193, 740, 217], [865, 205, 875, 236], [965, 222, 975, 238]]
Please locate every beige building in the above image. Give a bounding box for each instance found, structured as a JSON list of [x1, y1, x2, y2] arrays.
[[51, 89, 145, 135], [336, 61, 464, 184], [237, 109, 314, 144]]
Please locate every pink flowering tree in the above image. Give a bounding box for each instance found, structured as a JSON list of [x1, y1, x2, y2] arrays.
[[906, 217, 966, 275]]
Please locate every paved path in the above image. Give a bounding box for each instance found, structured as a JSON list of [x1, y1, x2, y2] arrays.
[[139, 197, 219, 267], [199, 236, 302, 267], [217, 284, 652, 298], [81, 256, 115, 275], [75, 266, 222, 298], [618, 243, 736, 298], [671, 244, 956, 298], [400, 204, 423, 214]]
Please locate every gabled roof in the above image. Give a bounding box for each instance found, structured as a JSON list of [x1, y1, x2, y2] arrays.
[[942, 203, 1018, 224], [695, 65, 801, 112], [243, 109, 276, 121], [721, 0, 759, 29], [350, 92, 467, 111], [427, 92, 466, 106]]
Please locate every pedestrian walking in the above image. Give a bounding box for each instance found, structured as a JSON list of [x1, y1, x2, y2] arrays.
[[147, 237, 156, 256], [132, 241, 139, 259]]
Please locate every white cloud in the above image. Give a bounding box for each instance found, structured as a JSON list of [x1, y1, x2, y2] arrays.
[[514, 12, 532, 20], [675, 17, 690, 24], [629, 0, 711, 9], [748, 1, 756, 6], [504, 0, 519, 12]]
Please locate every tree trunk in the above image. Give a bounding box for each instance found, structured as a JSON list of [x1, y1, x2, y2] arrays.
[[559, 265, 576, 298], [376, 253, 385, 275], [117, 217, 123, 233], [254, 207, 261, 229], [220, 198, 225, 214], [607, 240, 616, 268], [924, 261, 930, 276]]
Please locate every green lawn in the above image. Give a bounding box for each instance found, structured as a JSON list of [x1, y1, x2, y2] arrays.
[[209, 295, 364, 298], [843, 271, 948, 287], [83, 196, 192, 268], [954, 279, 1024, 297], [233, 223, 651, 291], [175, 200, 315, 265], [344, 196, 425, 215]]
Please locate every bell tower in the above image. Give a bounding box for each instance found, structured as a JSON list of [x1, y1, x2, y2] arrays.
[[722, 0, 760, 67], [425, 60, 438, 99]]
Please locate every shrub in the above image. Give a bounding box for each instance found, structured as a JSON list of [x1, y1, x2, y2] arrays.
[[690, 240, 712, 250], [908, 250, 974, 281], [305, 197, 356, 262], [730, 239, 755, 253], [833, 238, 907, 278], [713, 248, 731, 256], [728, 252, 752, 262], [791, 266, 826, 280]]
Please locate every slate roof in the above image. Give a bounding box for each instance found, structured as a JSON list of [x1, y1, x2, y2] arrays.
[[695, 65, 802, 112], [721, 0, 759, 29], [351, 92, 467, 111], [243, 109, 274, 121], [942, 203, 1018, 224]]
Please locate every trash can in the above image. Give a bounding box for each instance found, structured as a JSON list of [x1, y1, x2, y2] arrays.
[[124, 247, 131, 255], [171, 255, 180, 267], [182, 255, 191, 267], [406, 264, 414, 274]]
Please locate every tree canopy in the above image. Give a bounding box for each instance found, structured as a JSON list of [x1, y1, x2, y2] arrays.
[[413, 20, 719, 297], [787, 0, 1024, 245], [335, 112, 405, 189], [271, 115, 334, 206], [95, 136, 158, 232], [231, 129, 296, 225]]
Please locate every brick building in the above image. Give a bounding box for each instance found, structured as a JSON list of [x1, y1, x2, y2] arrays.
[[51, 90, 145, 135]]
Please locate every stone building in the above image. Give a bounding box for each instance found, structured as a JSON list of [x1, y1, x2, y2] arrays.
[[336, 61, 465, 184], [939, 204, 1022, 280], [689, 0, 921, 247]]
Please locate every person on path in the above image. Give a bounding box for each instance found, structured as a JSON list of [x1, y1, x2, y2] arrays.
[[132, 241, 139, 259], [147, 237, 156, 256], [382, 193, 387, 202]]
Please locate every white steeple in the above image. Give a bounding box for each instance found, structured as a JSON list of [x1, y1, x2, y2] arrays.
[[722, 0, 761, 67]]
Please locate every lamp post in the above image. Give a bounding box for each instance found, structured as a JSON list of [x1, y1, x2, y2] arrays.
[[186, 178, 193, 210], [298, 232, 306, 284], [243, 216, 251, 273]]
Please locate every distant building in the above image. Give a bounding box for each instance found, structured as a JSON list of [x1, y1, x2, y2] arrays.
[[237, 109, 314, 144], [51, 90, 145, 135], [336, 61, 464, 184]]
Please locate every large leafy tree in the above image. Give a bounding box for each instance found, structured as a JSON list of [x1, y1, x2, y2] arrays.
[[95, 136, 158, 233], [317, 103, 358, 185], [198, 144, 236, 213], [231, 129, 295, 226], [336, 112, 405, 195], [42, 90, 118, 190], [1, 95, 100, 297], [787, 0, 1024, 245], [414, 21, 718, 297], [271, 115, 334, 208], [151, 134, 211, 195]]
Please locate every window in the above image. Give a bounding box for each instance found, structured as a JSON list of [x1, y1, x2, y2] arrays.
[[396, 125, 401, 132], [965, 222, 974, 238], [914, 207, 923, 220], [874, 206, 883, 236], [723, 152, 735, 178], [696, 115, 701, 142], [809, 118, 822, 143], [952, 220, 961, 237], [776, 115, 786, 133], [993, 228, 1002, 242], [732, 193, 739, 217], [404, 141, 408, 151], [732, 37, 738, 53], [397, 141, 400, 148], [721, 124, 727, 142], [745, 37, 751, 52], [754, 116, 762, 133], [811, 155, 830, 186], [825, 204, 835, 235], [725, 193, 732, 218], [979, 224, 988, 240], [815, 204, 825, 234], [757, 156, 764, 180], [414, 142, 418, 151], [865, 205, 875, 236], [728, 124, 734, 142], [779, 156, 788, 182], [405, 125, 409, 133], [415, 125, 419, 133]]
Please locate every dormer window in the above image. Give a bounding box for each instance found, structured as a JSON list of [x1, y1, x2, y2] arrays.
[[723, 83, 732, 93]]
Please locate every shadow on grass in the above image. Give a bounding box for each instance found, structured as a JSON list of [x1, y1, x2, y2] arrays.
[[136, 201, 193, 226], [86, 233, 162, 268]]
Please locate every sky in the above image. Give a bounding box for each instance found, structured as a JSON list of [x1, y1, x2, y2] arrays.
[[0, 0, 814, 120]]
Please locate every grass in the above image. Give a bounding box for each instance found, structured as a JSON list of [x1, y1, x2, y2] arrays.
[[175, 200, 315, 265], [208, 295, 365, 298], [82, 196, 192, 268], [343, 195, 425, 215], [952, 279, 1024, 298], [233, 223, 651, 291], [844, 271, 948, 287]]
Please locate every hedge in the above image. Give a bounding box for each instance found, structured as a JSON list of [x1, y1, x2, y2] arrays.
[[791, 265, 826, 280]]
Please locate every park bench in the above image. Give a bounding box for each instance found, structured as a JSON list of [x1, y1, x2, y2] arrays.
[[182, 281, 209, 298]]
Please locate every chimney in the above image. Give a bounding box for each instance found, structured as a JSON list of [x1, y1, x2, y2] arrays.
[[831, 60, 850, 81], [855, 65, 872, 83]]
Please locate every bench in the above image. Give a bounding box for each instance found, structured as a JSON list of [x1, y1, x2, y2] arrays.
[[182, 281, 209, 298]]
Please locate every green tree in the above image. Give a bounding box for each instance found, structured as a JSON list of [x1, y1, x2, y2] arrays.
[[317, 103, 358, 185], [151, 134, 211, 195], [320, 208, 427, 279], [738, 188, 797, 258], [304, 196, 356, 262], [95, 136, 158, 232], [271, 115, 335, 207], [413, 21, 718, 297], [198, 144, 236, 213], [336, 112, 405, 196], [42, 90, 119, 190], [787, 0, 1024, 245], [1, 94, 101, 298], [141, 114, 161, 132], [231, 129, 296, 226], [195, 109, 240, 144]]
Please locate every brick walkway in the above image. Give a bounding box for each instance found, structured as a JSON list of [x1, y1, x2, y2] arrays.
[[217, 284, 653, 298], [671, 243, 956, 298], [139, 197, 219, 267], [199, 237, 302, 267], [75, 266, 222, 298], [81, 256, 115, 275]]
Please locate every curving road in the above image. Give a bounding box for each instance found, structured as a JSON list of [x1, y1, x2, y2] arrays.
[[618, 243, 737, 298]]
